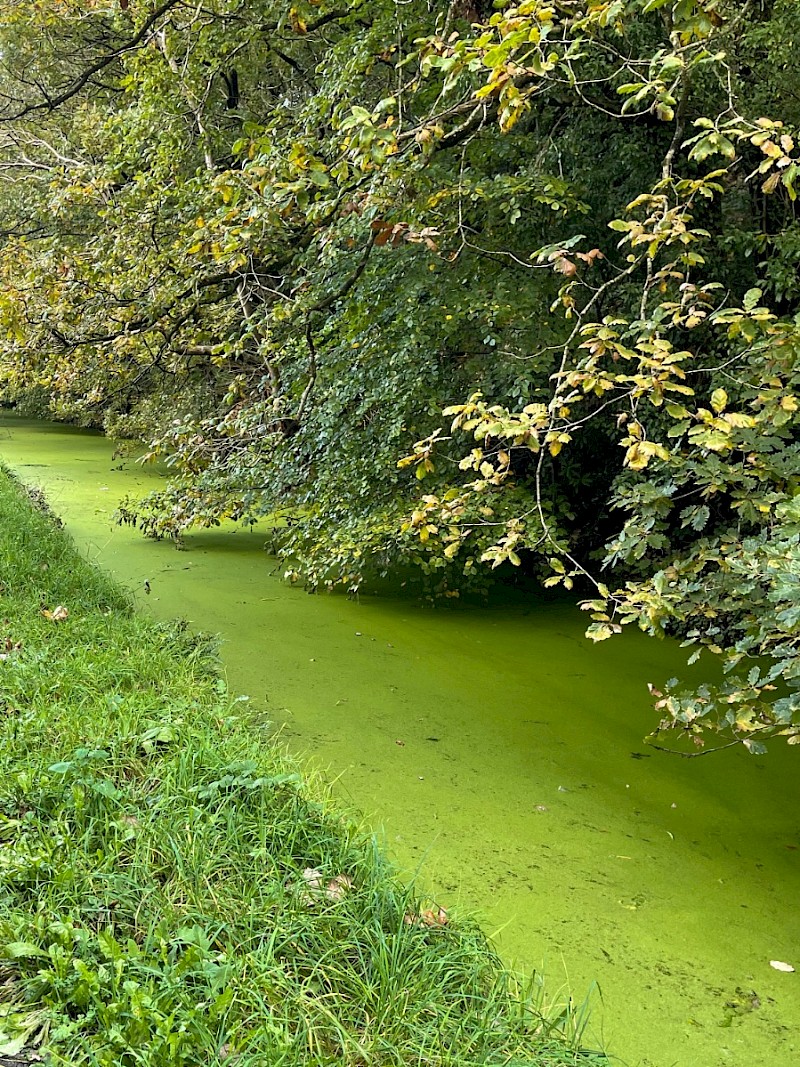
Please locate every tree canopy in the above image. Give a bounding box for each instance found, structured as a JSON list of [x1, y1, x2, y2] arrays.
[[1, 0, 800, 752]]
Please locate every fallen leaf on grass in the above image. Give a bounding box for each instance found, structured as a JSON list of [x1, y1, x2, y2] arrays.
[[420, 906, 448, 927], [298, 867, 354, 904], [325, 874, 354, 901], [41, 605, 68, 622], [404, 905, 448, 928], [0, 636, 22, 662], [118, 815, 140, 834], [301, 867, 323, 891]]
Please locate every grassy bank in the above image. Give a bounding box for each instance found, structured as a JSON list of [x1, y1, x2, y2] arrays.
[[0, 469, 605, 1066]]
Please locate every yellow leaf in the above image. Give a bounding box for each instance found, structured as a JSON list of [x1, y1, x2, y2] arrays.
[[41, 605, 69, 623], [762, 171, 781, 195], [624, 442, 648, 470], [723, 412, 756, 429]]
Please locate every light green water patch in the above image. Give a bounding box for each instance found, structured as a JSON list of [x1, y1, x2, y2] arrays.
[[1, 414, 799, 1067]]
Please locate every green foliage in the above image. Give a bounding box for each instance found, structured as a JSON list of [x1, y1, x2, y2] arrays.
[[1, 0, 800, 749]]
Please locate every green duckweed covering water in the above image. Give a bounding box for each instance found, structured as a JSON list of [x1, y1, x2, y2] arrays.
[[1, 414, 799, 1067]]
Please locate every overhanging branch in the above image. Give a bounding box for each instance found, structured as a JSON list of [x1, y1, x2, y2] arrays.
[[1, 0, 184, 121]]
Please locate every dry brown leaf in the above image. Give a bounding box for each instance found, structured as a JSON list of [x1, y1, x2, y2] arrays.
[[41, 605, 69, 622], [404, 905, 448, 928], [553, 256, 577, 277], [576, 248, 605, 264], [325, 874, 354, 902], [298, 868, 354, 905], [301, 867, 323, 890], [420, 906, 448, 927]]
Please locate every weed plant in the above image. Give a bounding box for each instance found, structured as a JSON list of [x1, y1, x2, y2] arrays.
[[0, 470, 607, 1066]]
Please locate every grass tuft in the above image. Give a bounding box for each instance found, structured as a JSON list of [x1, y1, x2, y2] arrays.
[[0, 469, 607, 1065]]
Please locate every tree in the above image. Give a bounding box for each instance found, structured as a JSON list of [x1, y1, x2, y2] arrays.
[[397, 1, 800, 751], [0, 1, 799, 750]]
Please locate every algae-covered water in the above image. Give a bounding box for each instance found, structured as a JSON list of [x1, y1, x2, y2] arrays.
[[2, 414, 799, 1067]]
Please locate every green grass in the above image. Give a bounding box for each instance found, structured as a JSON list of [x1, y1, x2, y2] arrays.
[[0, 469, 607, 1066]]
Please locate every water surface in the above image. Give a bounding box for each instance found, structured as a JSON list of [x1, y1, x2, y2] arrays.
[[2, 414, 798, 1067]]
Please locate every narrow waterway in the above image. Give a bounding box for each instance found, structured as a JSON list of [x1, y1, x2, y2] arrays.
[[2, 414, 798, 1067]]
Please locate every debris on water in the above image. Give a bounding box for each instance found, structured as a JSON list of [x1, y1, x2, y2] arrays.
[[769, 960, 795, 972], [535, 805, 549, 813], [724, 988, 761, 1015], [425, 736, 439, 742], [395, 739, 405, 747], [557, 785, 569, 793], [355, 631, 362, 636]]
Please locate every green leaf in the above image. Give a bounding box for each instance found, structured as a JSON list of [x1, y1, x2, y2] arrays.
[[743, 738, 767, 755], [2, 942, 47, 960], [0, 1034, 29, 1058]]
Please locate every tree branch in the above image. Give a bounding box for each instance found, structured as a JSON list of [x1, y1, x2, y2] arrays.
[[1, 0, 185, 121]]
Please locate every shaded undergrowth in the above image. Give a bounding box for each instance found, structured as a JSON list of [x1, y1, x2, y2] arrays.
[[0, 469, 607, 1066]]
